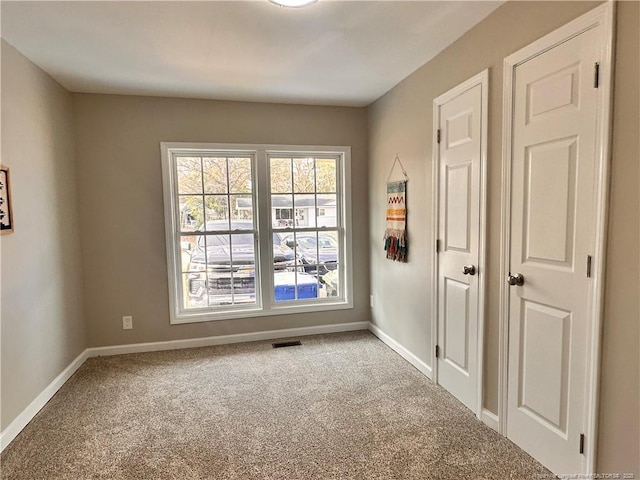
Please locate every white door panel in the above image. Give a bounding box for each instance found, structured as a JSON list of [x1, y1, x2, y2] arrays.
[[524, 136, 577, 266], [518, 300, 572, 435], [445, 162, 472, 252], [443, 277, 470, 373], [507, 26, 600, 474], [436, 77, 485, 413]]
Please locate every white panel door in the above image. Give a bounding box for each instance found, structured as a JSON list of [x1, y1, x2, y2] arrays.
[[507, 26, 601, 474], [436, 79, 484, 413]]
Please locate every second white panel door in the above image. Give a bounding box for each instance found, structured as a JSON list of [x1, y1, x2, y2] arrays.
[[506, 23, 602, 475]]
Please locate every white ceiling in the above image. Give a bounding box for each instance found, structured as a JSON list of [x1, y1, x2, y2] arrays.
[[1, 1, 502, 107]]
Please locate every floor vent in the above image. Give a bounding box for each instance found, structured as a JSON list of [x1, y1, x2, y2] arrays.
[[272, 340, 302, 348]]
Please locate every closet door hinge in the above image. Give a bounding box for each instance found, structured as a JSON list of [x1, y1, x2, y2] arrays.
[[436, 239, 441, 253], [594, 62, 600, 88], [435, 345, 440, 358], [586, 255, 593, 278], [437, 129, 441, 144], [579, 433, 585, 454]]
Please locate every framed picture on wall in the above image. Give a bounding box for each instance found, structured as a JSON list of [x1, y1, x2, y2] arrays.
[[0, 166, 14, 234]]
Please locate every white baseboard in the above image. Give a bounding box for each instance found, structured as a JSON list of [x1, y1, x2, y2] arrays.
[[87, 321, 369, 357], [0, 349, 90, 452], [481, 408, 499, 432], [0, 321, 368, 453], [368, 322, 433, 379]]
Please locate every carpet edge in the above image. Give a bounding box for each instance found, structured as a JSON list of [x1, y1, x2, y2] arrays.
[[367, 322, 433, 379], [1, 348, 90, 453]]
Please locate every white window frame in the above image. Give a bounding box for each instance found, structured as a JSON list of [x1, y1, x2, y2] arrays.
[[161, 142, 353, 325]]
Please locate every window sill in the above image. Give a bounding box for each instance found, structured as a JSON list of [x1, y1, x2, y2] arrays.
[[170, 299, 354, 325]]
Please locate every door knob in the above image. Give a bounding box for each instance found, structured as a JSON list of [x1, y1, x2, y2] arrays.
[[507, 273, 525, 286], [463, 265, 476, 276]]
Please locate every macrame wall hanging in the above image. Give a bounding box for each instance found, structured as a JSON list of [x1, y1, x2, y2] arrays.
[[384, 155, 408, 262]]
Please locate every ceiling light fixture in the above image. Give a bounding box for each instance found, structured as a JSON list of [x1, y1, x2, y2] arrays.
[[268, 0, 318, 7]]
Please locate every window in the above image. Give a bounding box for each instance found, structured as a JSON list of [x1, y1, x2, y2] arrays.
[[161, 143, 352, 324]]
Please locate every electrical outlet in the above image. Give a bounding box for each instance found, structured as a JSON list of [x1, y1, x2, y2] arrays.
[[122, 316, 133, 330], [370, 295, 374, 308]]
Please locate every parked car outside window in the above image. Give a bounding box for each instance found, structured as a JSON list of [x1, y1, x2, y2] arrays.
[[186, 220, 296, 304], [279, 232, 338, 276]]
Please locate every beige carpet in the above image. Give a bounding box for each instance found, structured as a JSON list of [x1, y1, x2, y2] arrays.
[[1, 331, 551, 479]]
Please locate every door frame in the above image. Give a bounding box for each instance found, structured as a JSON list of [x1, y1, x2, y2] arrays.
[[498, 2, 615, 473], [431, 69, 489, 417]]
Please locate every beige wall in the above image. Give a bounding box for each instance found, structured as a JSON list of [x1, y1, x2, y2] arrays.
[[598, 1, 639, 473], [72, 94, 369, 347], [368, 1, 638, 474], [0, 41, 87, 430], [2, 1, 637, 473]]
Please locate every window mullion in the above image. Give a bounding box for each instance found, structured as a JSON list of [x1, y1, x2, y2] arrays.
[[313, 157, 320, 270], [225, 158, 235, 305], [291, 159, 298, 300], [335, 153, 344, 300], [200, 157, 211, 308], [173, 154, 187, 315], [257, 149, 272, 310]]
